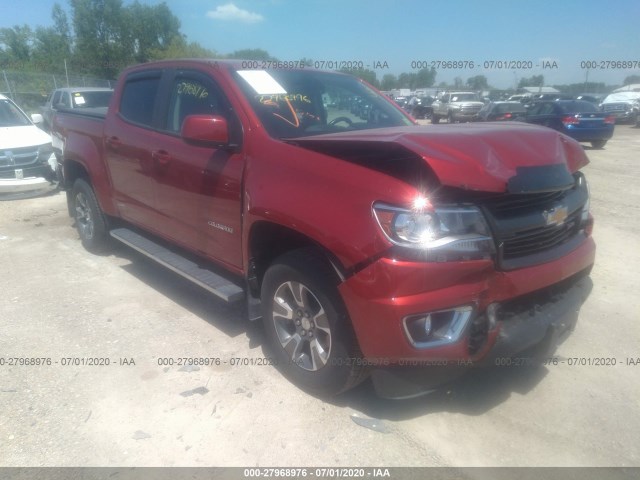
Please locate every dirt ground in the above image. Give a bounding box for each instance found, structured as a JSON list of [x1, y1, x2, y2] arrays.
[[1, 124, 639, 468]]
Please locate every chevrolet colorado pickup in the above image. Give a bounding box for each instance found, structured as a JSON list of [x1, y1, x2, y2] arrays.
[[53, 60, 595, 398]]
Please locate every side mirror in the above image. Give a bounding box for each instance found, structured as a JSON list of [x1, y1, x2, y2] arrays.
[[181, 115, 230, 146], [31, 113, 44, 124]]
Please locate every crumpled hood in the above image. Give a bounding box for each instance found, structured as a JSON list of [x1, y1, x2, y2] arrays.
[[0, 125, 51, 149], [292, 123, 589, 193]]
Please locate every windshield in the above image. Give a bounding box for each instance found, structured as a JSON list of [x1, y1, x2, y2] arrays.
[[71, 91, 113, 108], [0, 99, 31, 127], [233, 69, 413, 139], [450, 93, 479, 102]]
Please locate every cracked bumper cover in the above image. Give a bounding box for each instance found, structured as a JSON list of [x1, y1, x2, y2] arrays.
[[338, 236, 595, 399]]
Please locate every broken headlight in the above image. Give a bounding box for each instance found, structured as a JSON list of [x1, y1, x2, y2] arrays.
[[373, 201, 495, 261]]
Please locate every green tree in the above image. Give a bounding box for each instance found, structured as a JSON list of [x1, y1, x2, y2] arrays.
[[623, 75, 640, 86], [380, 73, 397, 90], [415, 68, 436, 88], [0, 25, 34, 67], [126, 1, 181, 63], [229, 48, 275, 61], [149, 36, 217, 60], [70, 0, 132, 77], [32, 4, 72, 73], [518, 75, 544, 88], [466, 75, 489, 90], [397, 72, 416, 89]]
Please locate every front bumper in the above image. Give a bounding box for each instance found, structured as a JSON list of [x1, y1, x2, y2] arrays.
[[606, 110, 637, 122], [0, 159, 57, 199], [452, 111, 481, 122], [339, 235, 595, 397]]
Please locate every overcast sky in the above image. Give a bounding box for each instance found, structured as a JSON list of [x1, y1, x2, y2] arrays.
[[2, 0, 640, 88]]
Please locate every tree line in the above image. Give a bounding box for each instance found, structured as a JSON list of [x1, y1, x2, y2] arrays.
[[2, 0, 638, 92]]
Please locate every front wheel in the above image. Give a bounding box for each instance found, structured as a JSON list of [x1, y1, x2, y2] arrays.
[[591, 140, 607, 149], [72, 179, 109, 252], [431, 114, 440, 124], [261, 249, 368, 396]]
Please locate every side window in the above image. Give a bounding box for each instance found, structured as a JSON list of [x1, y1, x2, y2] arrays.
[[527, 104, 540, 115], [166, 77, 222, 133], [60, 92, 71, 108], [52, 91, 62, 108], [120, 75, 161, 127], [539, 103, 554, 115]]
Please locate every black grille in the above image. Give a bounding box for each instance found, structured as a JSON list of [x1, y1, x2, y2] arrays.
[[602, 103, 627, 112], [0, 147, 39, 167], [476, 174, 589, 269], [460, 105, 482, 114], [481, 190, 566, 217], [501, 211, 582, 259]]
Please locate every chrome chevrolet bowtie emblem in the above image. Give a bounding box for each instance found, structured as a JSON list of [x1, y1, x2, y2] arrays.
[[543, 205, 568, 226], [5, 150, 15, 166]]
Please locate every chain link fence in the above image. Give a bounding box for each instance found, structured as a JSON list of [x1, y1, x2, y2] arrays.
[[1, 70, 114, 114]]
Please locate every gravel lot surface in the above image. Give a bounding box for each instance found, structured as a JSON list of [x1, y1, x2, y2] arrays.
[[1, 124, 639, 468]]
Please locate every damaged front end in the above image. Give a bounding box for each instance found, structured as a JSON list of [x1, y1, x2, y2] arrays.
[[291, 124, 595, 399]]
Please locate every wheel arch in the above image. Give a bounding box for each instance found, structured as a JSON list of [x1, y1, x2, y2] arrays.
[[247, 221, 347, 299]]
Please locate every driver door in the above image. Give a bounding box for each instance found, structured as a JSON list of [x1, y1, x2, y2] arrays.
[[152, 70, 245, 270]]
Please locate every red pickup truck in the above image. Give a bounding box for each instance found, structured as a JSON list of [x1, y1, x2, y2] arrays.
[[53, 60, 595, 398]]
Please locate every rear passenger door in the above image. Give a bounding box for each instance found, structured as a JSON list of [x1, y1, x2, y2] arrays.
[[103, 70, 165, 230]]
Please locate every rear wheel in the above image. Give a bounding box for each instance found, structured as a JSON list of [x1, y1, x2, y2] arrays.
[[72, 179, 109, 252], [591, 140, 607, 149], [261, 249, 368, 396]]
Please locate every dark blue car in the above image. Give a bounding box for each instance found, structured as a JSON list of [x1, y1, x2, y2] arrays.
[[525, 100, 614, 148]]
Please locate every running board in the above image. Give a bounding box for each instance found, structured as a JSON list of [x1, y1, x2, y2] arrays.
[[110, 228, 245, 303]]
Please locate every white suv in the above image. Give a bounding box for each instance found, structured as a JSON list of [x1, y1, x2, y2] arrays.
[[0, 94, 57, 198]]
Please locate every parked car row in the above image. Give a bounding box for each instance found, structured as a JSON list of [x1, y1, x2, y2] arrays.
[[0, 87, 113, 198], [474, 100, 616, 148], [395, 89, 626, 149], [507, 92, 639, 124]]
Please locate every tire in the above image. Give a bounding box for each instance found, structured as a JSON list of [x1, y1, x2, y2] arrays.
[[431, 114, 440, 124], [591, 140, 607, 149], [261, 248, 368, 396], [71, 178, 109, 252], [448, 112, 456, 124]]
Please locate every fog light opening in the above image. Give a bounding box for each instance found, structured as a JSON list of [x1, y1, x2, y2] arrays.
[[468, 315, 490, 355], [403, 306, 473, 349]]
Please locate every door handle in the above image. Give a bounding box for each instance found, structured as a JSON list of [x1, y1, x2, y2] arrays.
[[105, 136, 122, 150], [152, 150, 172, 165]]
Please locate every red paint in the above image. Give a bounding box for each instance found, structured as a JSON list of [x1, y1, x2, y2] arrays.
[[54, 60, 596, 364]]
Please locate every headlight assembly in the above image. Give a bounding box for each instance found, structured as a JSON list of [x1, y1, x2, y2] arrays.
[[373, 200, 495, 262]]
